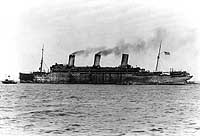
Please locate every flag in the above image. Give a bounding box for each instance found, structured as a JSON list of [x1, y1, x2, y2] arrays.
[[164, 51, 170, 55]]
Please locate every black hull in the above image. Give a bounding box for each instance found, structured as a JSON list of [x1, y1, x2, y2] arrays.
[[19, 71, 192, 85], [2, 81, 17, 84]]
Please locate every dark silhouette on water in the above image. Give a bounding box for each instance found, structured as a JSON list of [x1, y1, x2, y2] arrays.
[[19, 42, 192, 85], [2, 75, 17, 84]]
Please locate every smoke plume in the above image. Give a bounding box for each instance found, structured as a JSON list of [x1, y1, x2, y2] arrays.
[[83, 28, 167, 56], [148, 27, 168, 49], [96, 39, 146, 56], [71, 46, 106, 56], [71, 27, 195, 57]]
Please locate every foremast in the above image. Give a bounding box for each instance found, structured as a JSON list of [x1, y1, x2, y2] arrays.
[[39, 45, 44, 73]]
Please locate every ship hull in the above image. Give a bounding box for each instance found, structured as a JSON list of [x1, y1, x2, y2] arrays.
[[19, 71, 192, 85], [19, 73, 34, 83], [20, 49, 192, 85], [2, 81, 17, 84]]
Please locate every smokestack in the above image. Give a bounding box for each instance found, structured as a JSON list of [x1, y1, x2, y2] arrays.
[[93, 53, 101, 67], [68, 54, 75, 67], [121, 54, 129, 67]]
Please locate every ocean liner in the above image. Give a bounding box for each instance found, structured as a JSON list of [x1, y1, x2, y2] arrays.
[[19, 42, 192, 85]]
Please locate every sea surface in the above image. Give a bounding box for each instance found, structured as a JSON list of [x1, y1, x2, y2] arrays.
[[0, 84, 200, 136]]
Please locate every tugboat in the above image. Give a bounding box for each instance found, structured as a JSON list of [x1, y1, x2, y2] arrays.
[[2, 75, 17, 84]]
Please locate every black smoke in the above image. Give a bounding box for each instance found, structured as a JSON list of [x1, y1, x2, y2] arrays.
[[71, 28, 173, 57], [71, 46, 106, 56]]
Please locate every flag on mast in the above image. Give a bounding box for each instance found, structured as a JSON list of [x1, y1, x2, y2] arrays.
[[164, 51, 170, 55]]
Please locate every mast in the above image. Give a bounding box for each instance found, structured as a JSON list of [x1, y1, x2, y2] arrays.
[[39, 45, 44, 72], [155, 40, 162, 71]]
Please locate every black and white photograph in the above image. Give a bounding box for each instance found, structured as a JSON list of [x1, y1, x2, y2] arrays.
[[0, 0, 200, 135]]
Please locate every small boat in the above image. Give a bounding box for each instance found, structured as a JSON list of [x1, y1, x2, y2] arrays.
[[1, 75, 17, 84], [2, 79, 17, 84]]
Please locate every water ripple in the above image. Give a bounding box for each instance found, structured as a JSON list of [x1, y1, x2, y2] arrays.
[[0, 84, 200, 136]]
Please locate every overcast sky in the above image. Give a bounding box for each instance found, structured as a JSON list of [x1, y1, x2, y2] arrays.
[[0, 0, 199, 81]]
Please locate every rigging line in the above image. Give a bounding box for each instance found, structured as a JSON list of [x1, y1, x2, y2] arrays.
[[43, 61, 48, 70]]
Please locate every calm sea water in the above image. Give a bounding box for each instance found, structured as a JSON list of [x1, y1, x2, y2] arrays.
[[0, 84, 200, 136]]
